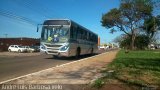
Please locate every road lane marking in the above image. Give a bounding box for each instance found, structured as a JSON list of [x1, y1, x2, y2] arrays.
[[0, 52, 109, 84]]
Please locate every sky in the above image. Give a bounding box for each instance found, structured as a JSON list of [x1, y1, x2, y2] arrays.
[[0, 0, 121, 43]]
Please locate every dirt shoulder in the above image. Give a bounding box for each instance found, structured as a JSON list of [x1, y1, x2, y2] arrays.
[[4, 50, 119, 85]]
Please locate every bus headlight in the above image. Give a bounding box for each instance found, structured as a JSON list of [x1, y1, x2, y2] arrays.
[[40, 44, 46, 50], [60, 44, 69, 51]]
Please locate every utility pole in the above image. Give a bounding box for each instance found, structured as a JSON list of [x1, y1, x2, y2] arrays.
[[4, 34, 8, 38]]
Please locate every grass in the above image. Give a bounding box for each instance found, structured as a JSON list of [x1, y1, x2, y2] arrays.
[[104, 50, 160, 87], [92, 78, 104, 88]]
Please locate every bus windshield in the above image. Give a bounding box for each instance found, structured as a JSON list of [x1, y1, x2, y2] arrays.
[[41, 26, 69, 43]]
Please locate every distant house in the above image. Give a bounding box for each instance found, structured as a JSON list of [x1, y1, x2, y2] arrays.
[[148, 43, 160, 50], [0, 37, 40, 51], [155, 44, 160, 49]]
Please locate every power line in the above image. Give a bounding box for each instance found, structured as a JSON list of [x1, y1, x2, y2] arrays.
[[27, 0, 63, 18], [0, 0, 64, 27], [0, 9, 38, 26], [11, 0, 50, 18], [11, 0, 63, 19], [26, 0, 52, 18]]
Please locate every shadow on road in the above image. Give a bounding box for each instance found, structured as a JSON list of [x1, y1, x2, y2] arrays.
[[45, 53, 99, 61], [44, 48, 119, 61]]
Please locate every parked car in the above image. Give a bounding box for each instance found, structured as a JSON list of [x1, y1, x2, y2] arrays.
[[33, 46, 40, 52], [8, 45, 27, 53], [23, 46, 35, 53], [99, 45, 109, 50]]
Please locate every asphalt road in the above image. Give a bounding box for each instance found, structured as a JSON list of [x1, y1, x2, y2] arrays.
[[0, 53, 100, 83]]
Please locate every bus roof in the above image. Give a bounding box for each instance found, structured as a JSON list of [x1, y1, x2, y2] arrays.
[[70, 20, 98, 36], [44, 19, 98, 36]]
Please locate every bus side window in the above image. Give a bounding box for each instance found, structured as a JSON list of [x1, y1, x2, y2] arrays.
[[73, 26, 77, 39], [70, 25, 77, 39], [88, 32, 90, 41], [89, 33, 92, 41], [77, 27, 81, 39], [83, 31, 87, 40], [91, 33, 93, 41], [81, 30, 84, 39], [81, 29, 84, 39], [87, 32, 89, 40], [70, 26, 74, 39]]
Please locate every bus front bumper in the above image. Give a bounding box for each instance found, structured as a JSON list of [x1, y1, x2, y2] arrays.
[[45, 50, 70, 57]]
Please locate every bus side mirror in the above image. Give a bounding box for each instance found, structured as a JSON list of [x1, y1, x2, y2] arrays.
[[37, 24, 41, 32], [37, 26, 39, 32]]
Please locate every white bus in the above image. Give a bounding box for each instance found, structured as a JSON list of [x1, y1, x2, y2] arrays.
[[38, 19, 98, 57]]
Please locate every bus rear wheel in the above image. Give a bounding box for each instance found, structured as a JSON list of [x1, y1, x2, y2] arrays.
[[90, 48, 93, 55], [76, 48, 80, 59]]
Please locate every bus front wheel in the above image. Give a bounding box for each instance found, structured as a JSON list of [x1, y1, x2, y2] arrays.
[[53, 55, 58, 58]]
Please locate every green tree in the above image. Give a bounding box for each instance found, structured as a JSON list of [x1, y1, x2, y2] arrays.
[[101, 0, 153, 50], [143, 16, 160, 38], [120, 36, 131, 49], [135, 35, 150, 49]]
